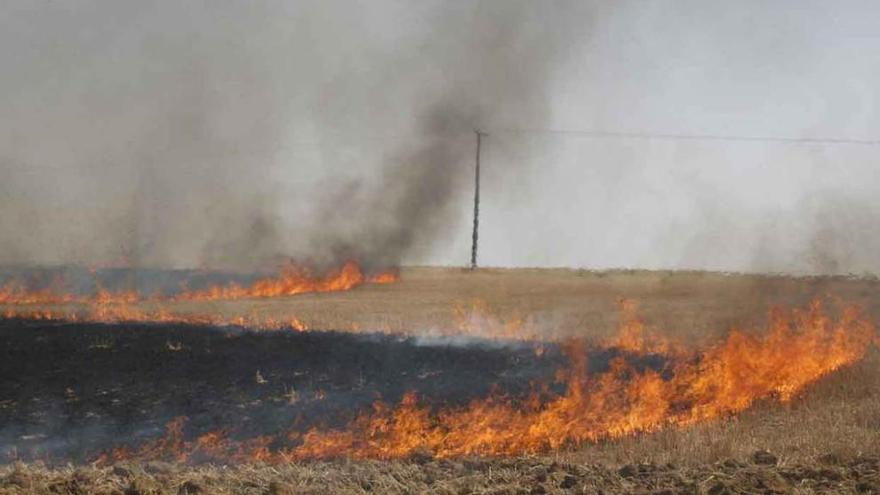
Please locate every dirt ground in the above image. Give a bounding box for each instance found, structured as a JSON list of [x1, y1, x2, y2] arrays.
[[2, 267, 879, 494]]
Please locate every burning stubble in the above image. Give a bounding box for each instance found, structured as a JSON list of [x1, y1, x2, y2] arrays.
[[2, 3, 880, 488], [79, 299, 874, 463]]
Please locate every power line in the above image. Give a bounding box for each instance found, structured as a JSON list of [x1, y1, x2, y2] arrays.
[[491, 127, 880, 147]]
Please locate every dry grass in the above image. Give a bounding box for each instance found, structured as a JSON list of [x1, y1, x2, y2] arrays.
[[3, 267, 880, 493], [2, 451, 878, 494], [44, 266, 880, 342]]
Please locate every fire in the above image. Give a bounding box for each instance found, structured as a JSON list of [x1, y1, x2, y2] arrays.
[[0, 260, 397, 329], [0, 278, 76, 305], [284, 301, 874, 459], [173, 261, 395, 301], [367, 269, 400, 284], [1, 304, 315, 332], [96, 299, 876, 463], [0, 260, 397, 306], [608, 298, 681, 355]]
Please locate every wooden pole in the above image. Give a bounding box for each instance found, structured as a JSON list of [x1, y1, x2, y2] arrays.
[[470, 130, 485, 270]]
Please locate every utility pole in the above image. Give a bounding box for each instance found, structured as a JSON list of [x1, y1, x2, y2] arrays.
[[470, 130, 486, 270]]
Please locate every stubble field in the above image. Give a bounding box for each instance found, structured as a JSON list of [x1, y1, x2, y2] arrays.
[[1, 267, 879, 494]]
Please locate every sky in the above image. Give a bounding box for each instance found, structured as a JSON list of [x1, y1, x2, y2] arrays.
[[1, 1, 879, 274]]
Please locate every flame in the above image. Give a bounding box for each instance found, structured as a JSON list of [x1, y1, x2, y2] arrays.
[[283, 300, 876, 459], [608, 298, 680, 355], [367, 269, 400, 284], [0, 260, 397, 306], [0, 302, 316, 332], [173, 261, 393, 301], [0, 277, 76, 305], [96, 299, 876, 464], [0, 261, 396, 330]]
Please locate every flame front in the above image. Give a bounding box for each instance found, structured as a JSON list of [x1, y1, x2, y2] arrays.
[[0, 260, 397, 328], [96, 300, 875, 463], [289, 301, 873, 459], [173, 261, 378, 301]]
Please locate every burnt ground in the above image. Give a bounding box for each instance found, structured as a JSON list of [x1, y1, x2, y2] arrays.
[[0, 318, 669, 463]]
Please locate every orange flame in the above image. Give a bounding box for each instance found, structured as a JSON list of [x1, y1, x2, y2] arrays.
[[367, 269, 400, 285], [608, 298, 681, 355], [0, 277, 76, 305], [284, 300, 876, 459], [0, 260, 397, 306], [96, 300, 876, 463], [0, 261, 397, 329], [173, 261, 392, 301]]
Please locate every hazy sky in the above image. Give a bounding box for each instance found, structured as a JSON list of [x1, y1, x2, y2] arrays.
[[2, 1, 879, 273]]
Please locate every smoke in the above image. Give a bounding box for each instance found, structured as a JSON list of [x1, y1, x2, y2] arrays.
[[3, 1, 878, 275], [0, 2, 292, 270], [0, 1, 592, 272], [469, 0, 880, 275], [298, 2, 597, 269], [798, 192, 880, 275]]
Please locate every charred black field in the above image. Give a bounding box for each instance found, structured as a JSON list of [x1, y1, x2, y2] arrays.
[[0, 317, 669, 463], [0, 319, 539, 461]]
